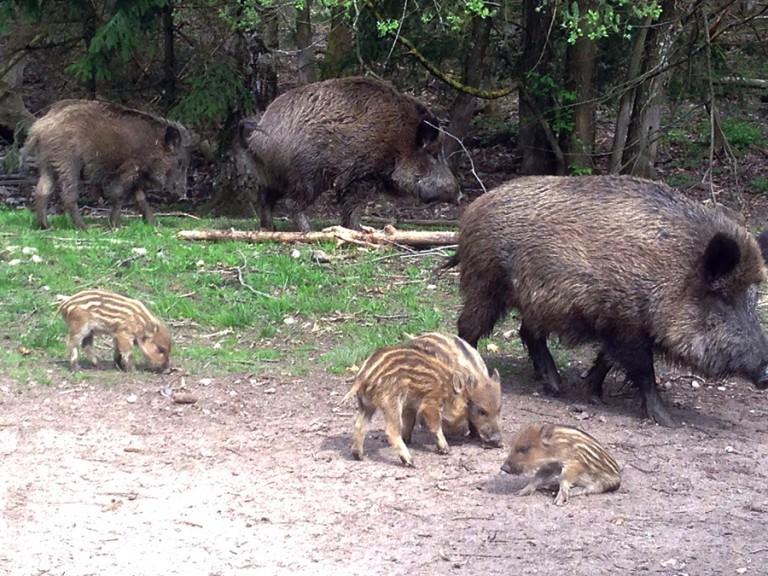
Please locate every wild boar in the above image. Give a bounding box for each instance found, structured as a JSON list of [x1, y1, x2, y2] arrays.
[[500, 423, 621, 506], [22, 99, 191, 230], [343, 344, 474, 467], [238, 76, 460, 232], [453, 175, 768, 428], [407, 331, 502, 447], [57, 288, 171, 372]]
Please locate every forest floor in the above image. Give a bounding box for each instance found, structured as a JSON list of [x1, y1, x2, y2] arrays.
[[2, 353, 768, 575]]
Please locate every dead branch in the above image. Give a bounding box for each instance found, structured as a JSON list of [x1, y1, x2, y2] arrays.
[[176, 225, 458, 249]]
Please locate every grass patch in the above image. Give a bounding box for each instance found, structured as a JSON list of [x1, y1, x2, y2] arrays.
[[0, 208, 466, 381]]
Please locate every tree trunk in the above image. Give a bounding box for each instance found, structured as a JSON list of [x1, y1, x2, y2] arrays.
[[518, 0, 559, 175], [161, 3, 176, 111], [322, 5, 355, 78], [296, 0, 316, 85], [621, 1, 683, 178], [444, 14, 492, 170], [205, 5, 280, 217], [0, 32, 35, 143], [563, 6, 597, 173], [609, 14, 653, 174]]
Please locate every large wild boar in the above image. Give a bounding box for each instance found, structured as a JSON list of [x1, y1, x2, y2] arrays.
[[453, 175, 768, 427], [22, 99, 191, 230], [238, 76, 460, 232]]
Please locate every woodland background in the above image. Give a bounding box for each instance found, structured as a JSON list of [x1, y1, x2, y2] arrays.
[[1, 0, 768, 221]]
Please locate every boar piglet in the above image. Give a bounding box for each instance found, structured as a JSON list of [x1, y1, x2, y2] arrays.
[[58, 289, 171, 372], [454, 175, 768, 427], [22, 99, 191, 230], [239, 76, 460, 232], [407, 331, 502, 447], [343, 344, 470, 467], [501, 423, 620, 506]]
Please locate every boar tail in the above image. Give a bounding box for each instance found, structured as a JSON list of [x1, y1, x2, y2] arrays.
[[18, 133, 39, 174], [442, 253, 459, 270], [429, 252, 459, 284], [341, 381, 361, 404]]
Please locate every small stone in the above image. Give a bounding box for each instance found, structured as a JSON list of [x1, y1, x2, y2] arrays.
[[126, 394, 138, 404]]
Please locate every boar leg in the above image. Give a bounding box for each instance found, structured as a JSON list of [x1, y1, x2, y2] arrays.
[[519, 322, 562, 395], [401, 404, 418, 445], [58, 167, 87, 230], [113, 331, 135, 372], [132, 188, 157, 226], [517, 462, 562, 497], [294, 212, 312, 233], [80, 333, 99, 368], [606, 340, 677, 428], [457, 280, 507, 348], [351, 397, 376, 461], [32, 168, 56, 229], [586, 350, 613, 404], [419, 402, 450, 456], [384, 417, 415, 467], [259, 187, 278, 231], [338, 187, 363, 231]]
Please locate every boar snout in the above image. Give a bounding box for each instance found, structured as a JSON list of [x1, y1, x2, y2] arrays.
[[500, 460, 521, 475], [483, 431, 503, 448]]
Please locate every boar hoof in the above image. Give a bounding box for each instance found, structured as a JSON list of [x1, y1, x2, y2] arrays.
[[543, 382, 562, 396], [351, 449, 364, 461], [588, 394, 605, 406], [646, 399, 678, 428], [755, 365, 768, 390], [400, 456, 415, 468]]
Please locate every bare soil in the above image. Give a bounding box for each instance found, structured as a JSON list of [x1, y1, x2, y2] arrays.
[[3, 347, 768, 576]]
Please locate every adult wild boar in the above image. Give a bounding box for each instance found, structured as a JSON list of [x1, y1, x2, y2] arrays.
[[238, 76, 460, 232], [22, 99, 191, 230], [454, 175, 768, 427]]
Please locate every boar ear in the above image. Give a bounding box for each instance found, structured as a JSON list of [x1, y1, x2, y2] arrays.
[[491, 368, 501, 383], [755, 230, 768, 265], [702, 233, 740, 284], [163, 126, 182, 151], [416, 116, 440, 147], [540, 424, 555, 447], [451, 373, 466, 395], [238, 119, 259, 149]]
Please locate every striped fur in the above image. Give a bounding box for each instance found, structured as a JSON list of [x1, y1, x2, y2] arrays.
[[407, 331, 502, 446], [344, 344, 464, 467], [501, 423, 620, 506], [408, 331, 489, 376], [58, 289, 171, 372]]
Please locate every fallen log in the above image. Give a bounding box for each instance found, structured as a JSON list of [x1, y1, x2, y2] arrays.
[[176, 225, 458, 248]]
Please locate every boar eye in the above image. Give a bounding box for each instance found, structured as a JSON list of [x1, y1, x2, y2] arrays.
[[156, 346, 167, 354], [516, 445, 530, 455], [477, 407, 489, 417]]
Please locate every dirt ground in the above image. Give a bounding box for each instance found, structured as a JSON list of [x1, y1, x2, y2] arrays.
[[2, 350, 768, 576]]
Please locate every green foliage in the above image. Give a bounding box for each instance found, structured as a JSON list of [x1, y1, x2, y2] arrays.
[[568, 163, 593, 176], [170, 62, 256, 127], [525, 71, 578, 135], [0, 210, 458, 378], [748, 176, 768, 197], [718, 119, 767, 152], [542, 0, 663, 44]]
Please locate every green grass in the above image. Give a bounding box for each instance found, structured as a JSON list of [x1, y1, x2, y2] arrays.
[[0, 207, 464, 381]]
